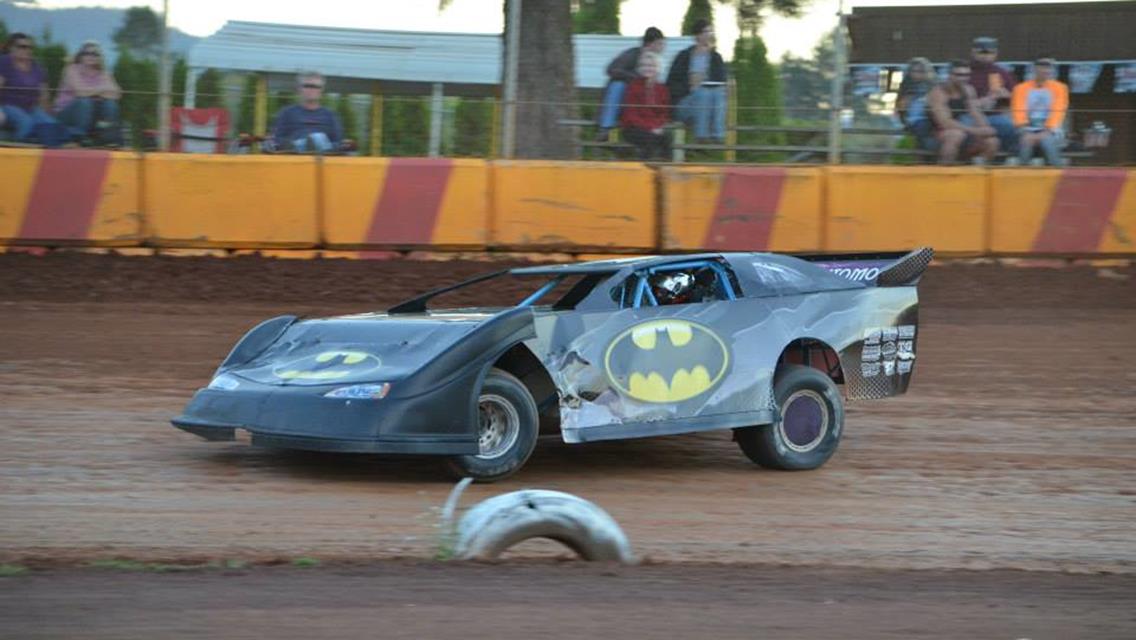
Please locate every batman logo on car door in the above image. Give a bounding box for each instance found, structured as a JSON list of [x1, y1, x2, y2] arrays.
[[604, 319, 729, 403], [272, 350, 381, 381]]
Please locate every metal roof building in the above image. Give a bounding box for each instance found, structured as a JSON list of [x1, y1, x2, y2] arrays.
[[185, 20, 694, 98]]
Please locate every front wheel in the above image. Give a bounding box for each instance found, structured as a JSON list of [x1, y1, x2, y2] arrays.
[[735, 365, 844, 470], [445, 368, 539, 482]]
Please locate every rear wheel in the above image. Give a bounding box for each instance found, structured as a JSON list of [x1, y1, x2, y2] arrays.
[[735, 365, 844, 470], [445, 368, 538, 482]]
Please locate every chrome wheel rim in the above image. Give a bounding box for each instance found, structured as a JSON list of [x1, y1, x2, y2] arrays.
[[476, 394, 520, 460], [777, 389, 829, 453]]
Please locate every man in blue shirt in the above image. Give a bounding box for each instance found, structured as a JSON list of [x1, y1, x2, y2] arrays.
[[269, 71, 344, 152]]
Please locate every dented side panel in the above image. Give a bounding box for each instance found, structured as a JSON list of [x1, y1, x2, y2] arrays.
[[530, 285, 919, 443]]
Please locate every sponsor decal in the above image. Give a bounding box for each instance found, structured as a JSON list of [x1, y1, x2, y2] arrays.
[[881, 327, 899, 343], [861, 344, 882, 362], [883, 360, 896, 376], [604, 319, 729, 404], [880, 341, 898, 358], [863, 329, 881, 344], [897, 360, 913, 375], [861, 361, 881, 377], [897, 340, 915, 360], [898, 325, 916, 339]]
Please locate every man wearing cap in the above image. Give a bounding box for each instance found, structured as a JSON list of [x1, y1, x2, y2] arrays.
[[1010, 57, 1069, 165], [969, 36, 1018, 157]]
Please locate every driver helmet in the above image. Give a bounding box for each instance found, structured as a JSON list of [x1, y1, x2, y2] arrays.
[[650, 271, 694, 304]]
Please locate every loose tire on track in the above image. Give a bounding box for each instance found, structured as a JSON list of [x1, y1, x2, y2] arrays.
[[453, 490, 635, 563], [445, 368, 539, 482], [735, 364, 844, 470]]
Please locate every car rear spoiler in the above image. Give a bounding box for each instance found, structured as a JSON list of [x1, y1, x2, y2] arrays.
[[797, 247, 934, 286]]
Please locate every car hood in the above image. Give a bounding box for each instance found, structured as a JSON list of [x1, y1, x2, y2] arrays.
[[228, 310, 499, 386]]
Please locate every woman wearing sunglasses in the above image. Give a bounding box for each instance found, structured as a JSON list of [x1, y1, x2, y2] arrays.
[[54, 40, 122, 144], [0, 33, 58, 143]]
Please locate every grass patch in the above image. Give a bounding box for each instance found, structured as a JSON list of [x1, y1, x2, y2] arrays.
[[291, 557, 320, 568], [86, 558, 254, 572], [0, 564, 28, 577]]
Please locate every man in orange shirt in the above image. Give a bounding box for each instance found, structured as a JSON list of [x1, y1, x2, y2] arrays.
[[1010, 57, 1069, 166]]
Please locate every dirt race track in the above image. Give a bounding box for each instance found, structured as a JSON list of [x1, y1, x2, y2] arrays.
[[1, 252, 1135, 638]]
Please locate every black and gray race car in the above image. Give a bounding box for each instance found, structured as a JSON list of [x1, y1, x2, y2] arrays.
[[173, 248, 932, 481]]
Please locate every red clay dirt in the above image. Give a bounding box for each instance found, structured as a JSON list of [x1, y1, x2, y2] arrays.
[[1, 253, 1135, 637]]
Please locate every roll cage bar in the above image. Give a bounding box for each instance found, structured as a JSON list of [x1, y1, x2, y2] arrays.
[[387, 257, 739, 314]]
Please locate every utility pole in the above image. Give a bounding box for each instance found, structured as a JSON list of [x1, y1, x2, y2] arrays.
[[501, 0, 521, 159], [158, 0, 172, 151], [827, 0, 847, 164]]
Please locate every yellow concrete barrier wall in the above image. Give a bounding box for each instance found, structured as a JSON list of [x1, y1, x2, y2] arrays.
[[991, 168, 1136, 254], [660, 166, 822, 251], [491, 161, 655, 251], [144, 153, 318, 247], [826, 166, 987, 253], [0, 149, 140, 245], [322, 157, 489, 249]]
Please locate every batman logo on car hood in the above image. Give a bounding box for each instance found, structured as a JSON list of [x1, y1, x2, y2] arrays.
[[604, 319, 729, 403], [271, 350, 382, 382]]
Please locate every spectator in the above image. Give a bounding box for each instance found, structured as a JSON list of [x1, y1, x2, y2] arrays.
[[665, 19, 727, 143], [53, 41, 122, 145], [1010, 57, 1069, 166], [927, 59, 999, 164], [595, 27, 665, 141], [896, 56, 937, 152], [968, 36, 1017, 157], [268, 71, 344, 153], [620, 52, 671, 160], [0, 33, 58, 143]]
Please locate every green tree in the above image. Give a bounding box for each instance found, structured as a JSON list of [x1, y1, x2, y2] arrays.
[[333, 93, 358, 143], [236, 73, 258, 135], [0, 19, 9, 44], [732, 0, 806, 37], [382, 96, 429, 156], [732, 35, 784, 161], [682, 0, 713, 34], [780, 32, 833, 123], [193, 69, 224, 109], [452, 97, 493, 157], [113, 50, 158, 147], [36, 27, 68, 94], [172, 56, 187, 106], [113, 7, 163, 59], [572, 0, 620, 34]]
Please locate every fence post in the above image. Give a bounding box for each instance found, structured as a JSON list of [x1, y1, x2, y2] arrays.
[[726, 77, 737, 163], [253, 74, 268, 138], [369, 84, 383, 157]]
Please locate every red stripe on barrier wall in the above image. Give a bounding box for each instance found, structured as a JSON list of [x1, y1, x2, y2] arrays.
[[703, 167, 786, 250], [17, 150, 111, 241], [1032, 169, 1127, 253], [364, 158, 453, 247]]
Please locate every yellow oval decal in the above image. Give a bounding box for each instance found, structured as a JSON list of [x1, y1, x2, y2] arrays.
[[604, 319, 729, 403], [272, 350, 381, 381]]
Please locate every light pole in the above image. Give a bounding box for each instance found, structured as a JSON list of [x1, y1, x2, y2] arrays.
[[827, 0, 847, 164], [158, 0, 171, 151]]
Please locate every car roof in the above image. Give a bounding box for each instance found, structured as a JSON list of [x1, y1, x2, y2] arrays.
[[509, 253, 727, 276]]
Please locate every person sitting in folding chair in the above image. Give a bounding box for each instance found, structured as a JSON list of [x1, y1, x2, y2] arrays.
[[267, 71, 346, 153]]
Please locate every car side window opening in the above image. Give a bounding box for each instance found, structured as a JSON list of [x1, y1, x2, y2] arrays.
[[612, 261, 741, 309]]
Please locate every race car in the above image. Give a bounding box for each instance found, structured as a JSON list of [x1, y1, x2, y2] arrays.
[[173, 248, 932, 481]]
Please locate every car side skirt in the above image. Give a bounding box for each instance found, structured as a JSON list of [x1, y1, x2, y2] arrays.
[[561, 409, 774, 444]]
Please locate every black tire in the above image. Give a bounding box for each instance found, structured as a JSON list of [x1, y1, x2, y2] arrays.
[[445, 368, 539, 483], [735, 365, 844, 470]]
